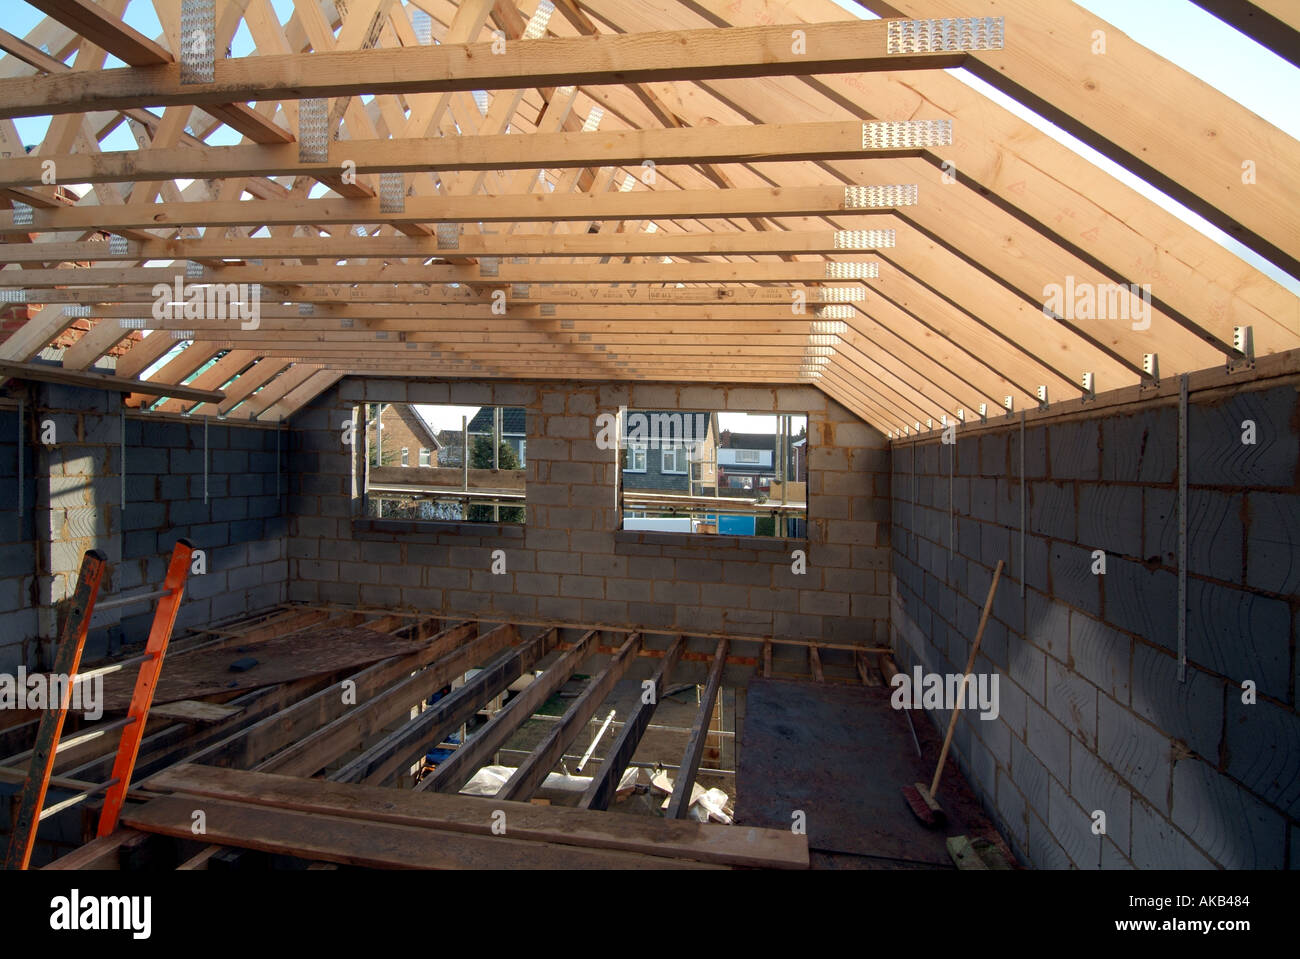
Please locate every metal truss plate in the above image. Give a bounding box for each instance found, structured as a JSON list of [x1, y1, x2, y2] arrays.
[[834, 229, 896, 249], [843, 186, 916, 210], [863, 119, 952, 150], [379, 172, 405, 213], [886, 17, 1004, 54], [825, 262, 879, 280], [298, 99, 329, 163], [179, 0, 216, 84]]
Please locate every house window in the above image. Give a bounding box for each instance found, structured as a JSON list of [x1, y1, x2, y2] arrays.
[[359, 401, 526, 524], [661, 443, 686, 474], [619, 408, 807, 538]]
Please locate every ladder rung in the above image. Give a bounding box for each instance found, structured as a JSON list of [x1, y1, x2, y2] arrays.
[[37, 777, 120, 821], [94, 588, 168, 612]]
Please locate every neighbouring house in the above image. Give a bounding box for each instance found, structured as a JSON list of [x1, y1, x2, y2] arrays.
[[465, 407, 527, 465], [716, 430, 777, 494], [435, 429, 465, 466], [367, 403, 441, 467], [621, 410, 717, 496]]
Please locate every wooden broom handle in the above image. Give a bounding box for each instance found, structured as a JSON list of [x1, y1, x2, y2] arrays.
[[930, 559, 1004, 796]]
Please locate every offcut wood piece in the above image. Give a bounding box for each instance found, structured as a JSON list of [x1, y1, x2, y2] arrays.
[[146, 764, 807, 869], [122, 796, 727, 870]]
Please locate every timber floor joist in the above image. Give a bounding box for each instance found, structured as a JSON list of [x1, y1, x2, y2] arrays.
[[0, 0, 1294, 432], [6, 603, 871, 870]]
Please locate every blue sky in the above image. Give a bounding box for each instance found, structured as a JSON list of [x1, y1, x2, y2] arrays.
[[4, 0, 1296, 288]]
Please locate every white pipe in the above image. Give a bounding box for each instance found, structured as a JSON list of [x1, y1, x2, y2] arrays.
[[576, 709, 616, 772]]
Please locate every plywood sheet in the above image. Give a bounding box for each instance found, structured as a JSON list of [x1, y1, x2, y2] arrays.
[[98, 626, 426, 711], [736, 677, 961, 866]]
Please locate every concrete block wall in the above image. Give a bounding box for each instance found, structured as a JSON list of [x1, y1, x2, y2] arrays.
[[286, 378, 891, 644], [31, 384, 124, 667], [115, 414, 288, 649], [0, 406, 38, 674], [890, 379, 1300, 869], [0, 384, 288, 671]]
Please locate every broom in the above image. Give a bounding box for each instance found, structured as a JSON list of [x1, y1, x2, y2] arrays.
[[903, 559, 1004, 826]]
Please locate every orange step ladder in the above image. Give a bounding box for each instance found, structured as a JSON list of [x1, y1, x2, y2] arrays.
[[97, 539, 195, 836], [2, 549, 107, 870], [2, 539, 195, 868]]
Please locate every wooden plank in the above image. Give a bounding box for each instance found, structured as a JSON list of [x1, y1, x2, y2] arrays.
[[60, 322, 135, 372], [0, 20, 968, 119], [123, 795, 725, 870], [809, 645, 825, 683], [580, 635, 685, 811], [0, 237, 885, 275], [180, 622, 477, 773], [149, 701, 243, 725], [7, 275, 869, 307], [859, 0, 1300, 275], [856, 652, 882, 687], [0, 186, 897, 233], [0, 121, 914, 189], [1190, 0, 1300, 67], [146, 764, 807, 868], [25, 0, 173, 66], [327, 626, 547, 786], [40, 828, 145, 870], [666, 639, 729, 819], [652, 0, 1297, 356], [111, 332, 177, 380], [418, 630, 599, 794], [498, 632, 643, 802], [62, 673, 341, 786], [95, 624, 430, 710], [175, 845, 222, 870], [946, 834, 989, 871]]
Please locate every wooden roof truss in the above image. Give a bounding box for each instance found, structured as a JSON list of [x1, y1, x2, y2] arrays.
[[0, 0, 1294, 432]]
